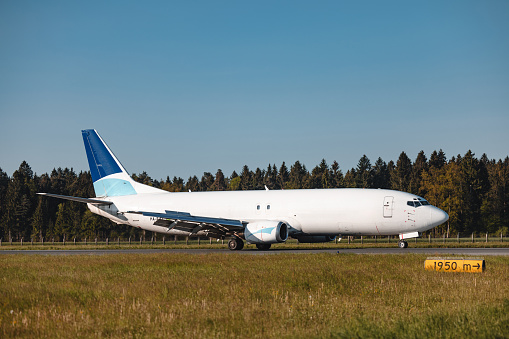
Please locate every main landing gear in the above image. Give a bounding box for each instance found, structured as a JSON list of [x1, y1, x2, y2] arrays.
[[398, 240, 408, 249], [227, 237, 272, 251], [228, 237, 244, 251]]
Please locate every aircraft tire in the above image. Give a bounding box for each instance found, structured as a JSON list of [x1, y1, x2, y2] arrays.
[[256, 243, 271, 251], [228, 237, 244, 251], [398, 240, 408, 249]]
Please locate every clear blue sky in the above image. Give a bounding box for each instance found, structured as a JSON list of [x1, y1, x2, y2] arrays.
[[1, 1, 508, 180]]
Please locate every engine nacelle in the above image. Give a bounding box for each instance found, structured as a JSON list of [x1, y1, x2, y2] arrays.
[[245, 221, 288, 244], [294, 235, 336, 243]]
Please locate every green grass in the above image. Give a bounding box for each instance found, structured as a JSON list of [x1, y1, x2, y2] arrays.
[[1, 254, 508, 338]]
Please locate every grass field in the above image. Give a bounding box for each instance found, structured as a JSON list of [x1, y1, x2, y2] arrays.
[[1, 253, 508, 338]]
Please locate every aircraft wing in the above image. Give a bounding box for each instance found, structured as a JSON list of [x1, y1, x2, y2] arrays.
[[135, 210, 245, 238]]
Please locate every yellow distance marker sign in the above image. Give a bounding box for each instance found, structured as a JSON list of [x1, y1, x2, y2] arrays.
[[425, 258, 485, 273]]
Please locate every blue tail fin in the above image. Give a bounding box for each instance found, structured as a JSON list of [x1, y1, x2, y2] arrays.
[[82, 129, 137, 197]]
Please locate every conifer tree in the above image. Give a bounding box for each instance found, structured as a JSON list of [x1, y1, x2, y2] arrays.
[[278, 162, 289, 189], [200, 172, 215, 191], [0, 168, 9, 238], [252, 168, 264, 190], [31, 197, 45, 240], [391, 152, 412, 192], [185, 176, 200, 192], [343, 169, 357, 188], [372, 157, 390, 189], [330, 161, 344, 188], [355, 155, 372, 188], [240, 165, 252, 190], [1, 161, 35, 240], [171, 177, 185, 192], [429, 149, 447, 169], [287, 161, 308, 189], [410, 151, 428, 195], [211, 169, 227, 191]]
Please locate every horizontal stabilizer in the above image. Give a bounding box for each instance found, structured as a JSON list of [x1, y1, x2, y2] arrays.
[[37, 193, 113, 205], [140, 210, 244, 228]]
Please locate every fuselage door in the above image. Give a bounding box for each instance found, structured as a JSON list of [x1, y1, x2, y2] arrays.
[[383, 196, 394, 218]]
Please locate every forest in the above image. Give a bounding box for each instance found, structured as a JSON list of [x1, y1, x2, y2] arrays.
[[0, 149, 508, 241]]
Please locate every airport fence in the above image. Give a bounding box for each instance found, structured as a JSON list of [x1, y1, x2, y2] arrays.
[[0, 232, 506, 247]]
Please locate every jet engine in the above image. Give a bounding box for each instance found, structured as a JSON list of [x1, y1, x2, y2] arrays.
[[294, 235, 336, 243], [245, 221, 288, 244]]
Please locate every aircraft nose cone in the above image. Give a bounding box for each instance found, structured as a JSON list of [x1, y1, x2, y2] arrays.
[[431, 208, 449, 226]]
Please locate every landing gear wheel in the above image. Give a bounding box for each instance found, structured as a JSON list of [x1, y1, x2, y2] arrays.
[[398, 240, 408, 249], [256, 243, 271, 251], [228, 237, 244, 251]]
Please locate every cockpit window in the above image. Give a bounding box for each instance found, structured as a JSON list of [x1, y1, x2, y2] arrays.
[[408, 199, 430, 207]]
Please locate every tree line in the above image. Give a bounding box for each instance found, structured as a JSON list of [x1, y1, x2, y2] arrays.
[[1, 149, 508, 241]]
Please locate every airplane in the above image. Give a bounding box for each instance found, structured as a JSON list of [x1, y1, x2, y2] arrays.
[[39, 129, 449, 250]]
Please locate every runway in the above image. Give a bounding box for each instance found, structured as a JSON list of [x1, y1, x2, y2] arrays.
[[1, 248, 508, 256]]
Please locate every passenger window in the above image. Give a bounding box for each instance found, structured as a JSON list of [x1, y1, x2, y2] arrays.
[[267, 205, 270, 210], [257, 205, 260, 210]]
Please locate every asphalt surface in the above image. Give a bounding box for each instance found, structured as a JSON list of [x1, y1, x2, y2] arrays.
[[0, 248, 508, 255]]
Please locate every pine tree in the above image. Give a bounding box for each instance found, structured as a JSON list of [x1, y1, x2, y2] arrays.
[[0, 168, 9, 239], [31, 197, 45, 240], [240, 165, 252, 190], [287, 161, 308, 189], [355, 155, 372, 188], [372, 157, 390, 188], [1, 161, 35, 240], [278, 162, 289, 189], [263, 164, 274, 189], [252, 168, 264, 190], [185, 176, 200, 192], [171, 177, 185, 192], [391, 152, 412, 192], [343, 169, 357, 188], [410, 151, 428, 195], [460, 151, 490, 233], [132, 172, 153, 186], [330, 161, 343, 188], [211, 169, 227, 191], [200, 172, 215, 191], [309, 159, 329, 189], [160, 177, 172, 192], [429, 149, 447, 169]]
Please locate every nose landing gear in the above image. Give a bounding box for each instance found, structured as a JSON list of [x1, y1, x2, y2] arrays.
[[398, 240, 408, 249]]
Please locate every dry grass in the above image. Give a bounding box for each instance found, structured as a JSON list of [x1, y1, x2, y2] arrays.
[[0, 253, 508, 338]]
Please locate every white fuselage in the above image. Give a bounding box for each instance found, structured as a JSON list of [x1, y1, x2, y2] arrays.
[[88, 188, 447, 238]]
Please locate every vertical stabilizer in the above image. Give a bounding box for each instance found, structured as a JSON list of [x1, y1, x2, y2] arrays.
[[82, 129, 137, 197]]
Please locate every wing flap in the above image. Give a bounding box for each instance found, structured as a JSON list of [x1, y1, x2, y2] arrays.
[[137, 210, 244, 238], [142, 210, 244, 229]]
